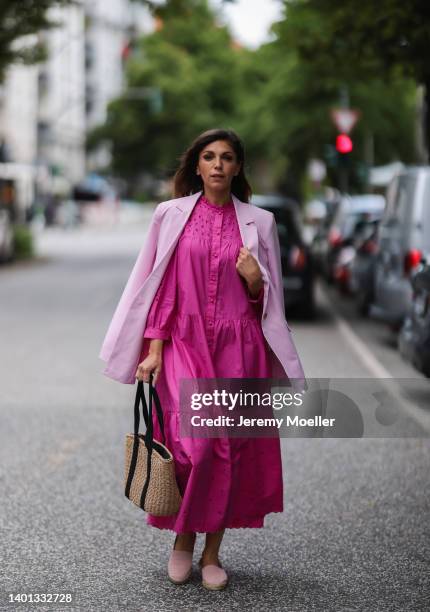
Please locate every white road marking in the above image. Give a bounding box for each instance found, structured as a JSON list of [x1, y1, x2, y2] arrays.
[[320, 285, 430, 433], [336, 314, 393, 379]]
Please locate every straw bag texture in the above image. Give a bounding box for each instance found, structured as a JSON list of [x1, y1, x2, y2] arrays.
[[124, 376, 182, 516]]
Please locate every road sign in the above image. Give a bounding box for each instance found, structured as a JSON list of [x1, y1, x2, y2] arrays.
[[330, 108, 361, 134]]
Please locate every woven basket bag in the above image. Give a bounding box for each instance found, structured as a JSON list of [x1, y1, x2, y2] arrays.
[[124, 376, 182, 516]]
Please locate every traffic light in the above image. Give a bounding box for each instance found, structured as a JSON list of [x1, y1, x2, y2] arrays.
[[335, 133, 353, 154], [335, 133, 352, 193]]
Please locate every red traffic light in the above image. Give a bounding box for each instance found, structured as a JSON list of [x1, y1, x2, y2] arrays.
[[336, 133, 353, 154]]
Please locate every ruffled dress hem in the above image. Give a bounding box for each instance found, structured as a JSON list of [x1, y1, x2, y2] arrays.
[[145, 508, 284, 534]]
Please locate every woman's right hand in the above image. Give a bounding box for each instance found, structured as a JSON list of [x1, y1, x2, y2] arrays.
[[135, 339, 164, 385]]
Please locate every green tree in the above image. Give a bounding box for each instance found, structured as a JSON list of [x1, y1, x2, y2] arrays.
[[91, 0, 419, 198], [89, 0, 245, 193], [281, 0, 430, 160], [0, 0, 72, 82], [233, 1, 418, 196]]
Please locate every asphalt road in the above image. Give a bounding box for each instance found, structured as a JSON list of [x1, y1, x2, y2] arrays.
[[0, 208, 429, 611]]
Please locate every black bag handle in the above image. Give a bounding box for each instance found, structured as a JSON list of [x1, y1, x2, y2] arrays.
[[134, 375, 166, 446], [124, 373, 166, 509], [139, 372, 166, 444]]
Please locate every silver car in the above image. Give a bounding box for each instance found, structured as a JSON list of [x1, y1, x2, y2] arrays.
[[370, 166, 430, 329], [314, 193, 385, 283]]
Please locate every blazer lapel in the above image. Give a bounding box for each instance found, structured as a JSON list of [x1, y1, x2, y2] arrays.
[[166, 189, 259, 257], [149, 190, 268, 310], [232, 193, 270, 313], [168, 189, 256, 230], [231, 193, 256, 252], [150, 191, 202, 276]]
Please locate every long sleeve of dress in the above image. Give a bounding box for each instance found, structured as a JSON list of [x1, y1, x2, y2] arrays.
[[247, 285, 264, 303], [239, 255, 264, 314], [143, 245, 178, 340], [246, 284, 264, 318]]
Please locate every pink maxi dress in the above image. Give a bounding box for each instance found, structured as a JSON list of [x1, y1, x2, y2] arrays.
[[140, 193, 283, 533]]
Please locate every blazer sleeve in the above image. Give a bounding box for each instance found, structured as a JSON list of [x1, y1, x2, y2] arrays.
[[264, 212, 286, 318], [99, 203, 163, 362], [143, 243, 178, 340]]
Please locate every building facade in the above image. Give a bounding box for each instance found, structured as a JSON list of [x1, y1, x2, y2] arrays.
[[0, 0, 152, 216]]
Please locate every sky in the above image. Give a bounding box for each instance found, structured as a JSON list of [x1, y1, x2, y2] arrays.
[[210, 0, 284, 49]]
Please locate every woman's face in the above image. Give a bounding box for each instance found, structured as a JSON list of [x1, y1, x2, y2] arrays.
[[196, 140, 241, 192]]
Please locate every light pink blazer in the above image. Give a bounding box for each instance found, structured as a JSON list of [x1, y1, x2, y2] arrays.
[[99, 190, 306, 388]]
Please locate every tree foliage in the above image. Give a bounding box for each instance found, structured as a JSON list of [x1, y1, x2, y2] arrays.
[[0, 0, 72, 82], [244, 2, 418, 195], [282, 0, 430, 83], [90, 0, 245, 187], [91, 0, 419, 197], [281, 0, 430, 159]]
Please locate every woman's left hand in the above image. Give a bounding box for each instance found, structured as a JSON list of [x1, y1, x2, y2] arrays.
[[236, 247, 263, 290]]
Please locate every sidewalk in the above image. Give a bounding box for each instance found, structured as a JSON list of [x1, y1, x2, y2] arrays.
[[32, 201, 156, 260]]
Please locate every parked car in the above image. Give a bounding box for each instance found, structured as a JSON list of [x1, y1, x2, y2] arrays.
[[349, 218, 382, 315], [303, 196, 337, 245], [0, 208, 14, 262], [333, 213, 384, 296], [398, 260, 430, 376], [333, 241, 357, 293], [370, 167, 430, 330], [312, 194, 385, 283], [251, 194, 315, 318]]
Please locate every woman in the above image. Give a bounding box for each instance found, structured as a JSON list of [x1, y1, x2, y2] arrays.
[[99, 128, 306, 590]]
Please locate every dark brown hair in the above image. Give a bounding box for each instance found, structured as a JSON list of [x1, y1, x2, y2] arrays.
[[173, 128, 252, 202]]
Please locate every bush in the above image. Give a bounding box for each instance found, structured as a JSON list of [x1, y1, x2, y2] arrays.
[[12, 224, 34, 259]]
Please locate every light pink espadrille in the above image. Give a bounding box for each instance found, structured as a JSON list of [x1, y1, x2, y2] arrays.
[[167, 535, 195, 584], [198, 558, 228, 590], [167, 549, 193, 584]]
